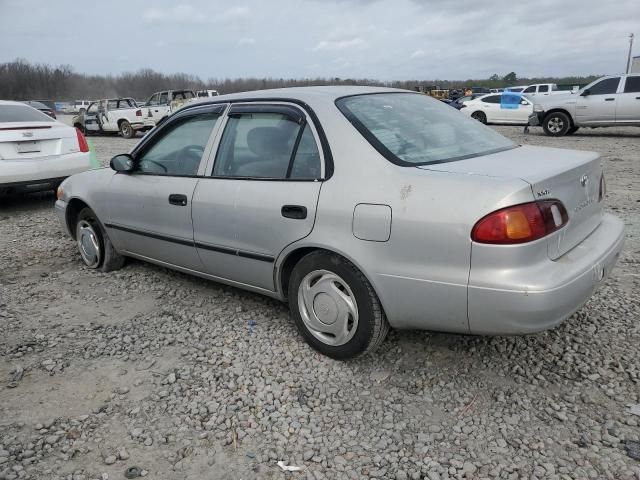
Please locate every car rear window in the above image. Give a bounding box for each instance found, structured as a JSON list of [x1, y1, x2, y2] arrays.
[[336, 93, 515, 166], [0, 104, 55, 123]]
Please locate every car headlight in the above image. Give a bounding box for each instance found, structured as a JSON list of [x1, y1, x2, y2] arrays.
[[533, 104, 544, 112]]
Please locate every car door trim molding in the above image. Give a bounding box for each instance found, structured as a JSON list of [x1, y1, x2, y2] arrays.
[[104, 223, 275, 263]]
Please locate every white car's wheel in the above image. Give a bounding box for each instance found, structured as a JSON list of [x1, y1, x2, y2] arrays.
[[288, 251, 389, 360], [471, 111, 487, 124]]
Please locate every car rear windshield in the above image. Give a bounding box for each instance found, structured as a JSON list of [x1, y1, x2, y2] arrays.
[[0, 104, 55, 123], [336, 93, 515, 166]]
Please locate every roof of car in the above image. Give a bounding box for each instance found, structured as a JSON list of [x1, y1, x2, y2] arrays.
[[202, 86, 412, 104]]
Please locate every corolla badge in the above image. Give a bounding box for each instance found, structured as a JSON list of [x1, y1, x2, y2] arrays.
[[579, 174, 589, 187], [22, 131, 34, 138]]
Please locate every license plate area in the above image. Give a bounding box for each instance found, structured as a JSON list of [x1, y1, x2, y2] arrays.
[[16, 141, 41, 153]]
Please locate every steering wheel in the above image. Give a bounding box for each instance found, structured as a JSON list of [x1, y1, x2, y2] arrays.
[[177, 145, 204, 174]]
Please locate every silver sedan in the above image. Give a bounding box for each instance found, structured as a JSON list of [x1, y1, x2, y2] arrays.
[[55, 87, 625, 359]]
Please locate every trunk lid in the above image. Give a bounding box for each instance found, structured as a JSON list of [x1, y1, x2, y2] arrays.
[[0, 121, 79, 159], [418, 145, 603, 259]]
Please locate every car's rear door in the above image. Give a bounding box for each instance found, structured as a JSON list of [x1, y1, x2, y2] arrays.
[[105, 104, 225, 270], [576, 77, 620, 124], [191, 102, 325, 291], [616, 75, 640, 124]]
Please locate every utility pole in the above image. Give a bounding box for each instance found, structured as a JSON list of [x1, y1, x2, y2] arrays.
[[626, 33, 634, 74]]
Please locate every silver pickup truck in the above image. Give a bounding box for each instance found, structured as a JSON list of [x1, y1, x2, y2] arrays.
[[529, 74, 640, 136]]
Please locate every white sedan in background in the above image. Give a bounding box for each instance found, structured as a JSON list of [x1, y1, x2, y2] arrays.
[[461, 93, 533, 125], [0, 101, 92, 196]]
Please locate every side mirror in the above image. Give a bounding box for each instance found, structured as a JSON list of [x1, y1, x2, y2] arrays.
[[110, 154, 135, 172], [581, 89, 591, 97]]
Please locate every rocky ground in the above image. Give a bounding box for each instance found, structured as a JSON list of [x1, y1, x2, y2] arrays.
[[0, 121, 639, 480]]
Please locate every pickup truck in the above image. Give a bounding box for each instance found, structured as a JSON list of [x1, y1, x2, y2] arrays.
[[73, 98, 154, 138], [529, 74, 640, 136], [142, 89, 196, 123], [520, 83, 567, 97]]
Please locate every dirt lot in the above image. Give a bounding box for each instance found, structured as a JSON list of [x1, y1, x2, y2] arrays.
[[1, 119, 639, 480]]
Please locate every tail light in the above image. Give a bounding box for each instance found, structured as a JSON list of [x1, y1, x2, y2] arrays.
[[136, 109, 142, 117], [599, 173, 606, 201], [75, 128, 90, 153], [471, 200, 568, 244]]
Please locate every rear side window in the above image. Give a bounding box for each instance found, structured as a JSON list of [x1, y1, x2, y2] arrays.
[[624, 76, 640, 93], [0, 104, 54, 122], [538, 85, 549, 92], [336, 93, 515, 166], [481, 95, 501, 104], [213, 112, 320, 179], [588, 77, 620, 95]]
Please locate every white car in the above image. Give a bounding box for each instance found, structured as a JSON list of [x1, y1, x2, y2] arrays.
[[0, 101, 92, 195], [461, 93, 533, 125]]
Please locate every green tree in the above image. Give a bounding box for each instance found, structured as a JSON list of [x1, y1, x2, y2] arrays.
[[502, 72, 517, 84], [489, 74, 500, 81]]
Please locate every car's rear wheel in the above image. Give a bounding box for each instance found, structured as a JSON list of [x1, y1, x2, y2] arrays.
[[471, 111, 487, 124], [119, 121, 135, 139], [542, 111, 571, 136], [75, 207, 125, 272], [288, 251, 389, 360]]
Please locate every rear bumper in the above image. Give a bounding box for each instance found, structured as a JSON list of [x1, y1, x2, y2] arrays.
[[0, 176, 67, 195], [0, 152, 92, 186], [468, 213, 625, 334]]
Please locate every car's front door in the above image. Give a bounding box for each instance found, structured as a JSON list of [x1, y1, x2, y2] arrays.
[[105, 105, 225, 270], [576, 77, 620, 124], [191, 103, 324, 291], [616, 75, 640, 124]]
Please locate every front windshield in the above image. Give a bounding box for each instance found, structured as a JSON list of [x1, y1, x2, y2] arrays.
[[336, 93, 515, 165]]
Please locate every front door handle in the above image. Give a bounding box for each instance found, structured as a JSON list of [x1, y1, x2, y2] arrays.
[[281, 205, 307, 219], [604, 98, 615, 101], [168, 194, 188, 206]]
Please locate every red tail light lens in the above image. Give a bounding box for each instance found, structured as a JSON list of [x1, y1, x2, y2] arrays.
[[136, 109, 142, 117], [599, 173, 606, 201], [75, 128, 89, 153], [471, 200, 568, 244]]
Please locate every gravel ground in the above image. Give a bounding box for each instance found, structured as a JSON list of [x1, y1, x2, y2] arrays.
[[0, 119, 639, 480]]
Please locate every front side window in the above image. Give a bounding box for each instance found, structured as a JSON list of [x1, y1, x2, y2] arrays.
[[135, 113, 220, 176], [159, 92, 169, 105], [624, 76, 640, 93], [213, 111, 320, 179], [523, 86, 536, 93], [147, 94, 159, 106], [588, 77, 620, 95], [86, 103, 99, 114], [336, 93, 515, 166]]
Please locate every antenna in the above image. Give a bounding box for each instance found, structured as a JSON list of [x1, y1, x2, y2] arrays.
[[626, 33, 635, 74]]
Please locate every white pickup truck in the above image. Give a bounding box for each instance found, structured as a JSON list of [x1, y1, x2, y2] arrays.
[[529, 74, 640, 136], [142, 89, 197, 124], [514, 84, 568, 97], [72, 98, 154, 138]]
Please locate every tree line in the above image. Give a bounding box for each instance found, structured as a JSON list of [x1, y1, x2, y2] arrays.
[[0, 59, 600, 102]]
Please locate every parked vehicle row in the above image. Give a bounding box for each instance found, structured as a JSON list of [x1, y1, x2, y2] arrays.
[[55, 86, 624, 359], [529, 73, 640, 136]]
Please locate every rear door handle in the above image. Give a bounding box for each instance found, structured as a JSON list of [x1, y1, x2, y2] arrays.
[[604, 98, 615, 101], [168, 194, 188, 206], [281, 205, 307, 219]]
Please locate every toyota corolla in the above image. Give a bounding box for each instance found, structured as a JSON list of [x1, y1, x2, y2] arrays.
[[55, 87, 625, 359]]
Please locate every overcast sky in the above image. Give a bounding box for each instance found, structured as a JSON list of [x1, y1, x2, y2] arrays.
[[0, 0, 637, 80]]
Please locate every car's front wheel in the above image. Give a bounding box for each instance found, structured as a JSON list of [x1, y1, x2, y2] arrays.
[[288, 251, 389, 360], [542, 111, 571, 136], [75, 207, 125, 272], [119, 121, 135, 139], [471, 111, 487, 124]]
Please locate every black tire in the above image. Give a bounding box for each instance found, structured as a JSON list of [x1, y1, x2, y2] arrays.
[[567, 126, 580, 135], [119, 120, 135, 139], [542, 111, 571, 136], [75, 207, 125, 273], [471, 111, 487, 124], [288, 251, 389, 360]]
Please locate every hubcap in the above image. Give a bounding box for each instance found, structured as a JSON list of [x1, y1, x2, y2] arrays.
[[548, 117, 564, 133], [297, 270, 358, 346], [76, 220, 101, 268]]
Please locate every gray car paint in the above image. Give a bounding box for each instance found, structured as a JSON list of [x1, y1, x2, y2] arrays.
[[56, 86, 625, 336]]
